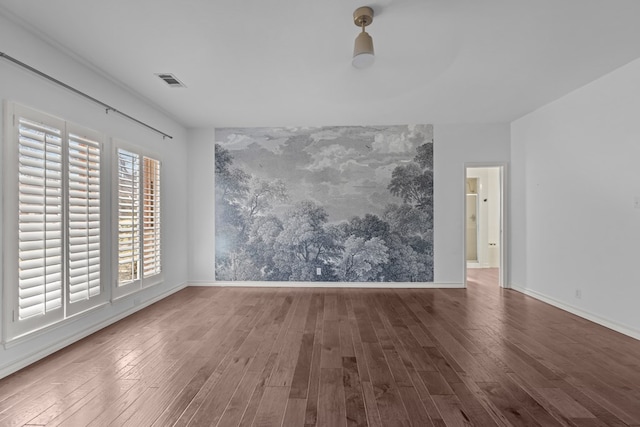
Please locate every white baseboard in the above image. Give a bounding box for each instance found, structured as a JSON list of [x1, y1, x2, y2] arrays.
[[466, 263, 485, 269], [0, 282, 188, 380], [190, 281, 465, 289], [511, 285, 640, 341]]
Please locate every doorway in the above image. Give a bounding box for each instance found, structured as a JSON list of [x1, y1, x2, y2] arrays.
[[464, 164, 507, 288]]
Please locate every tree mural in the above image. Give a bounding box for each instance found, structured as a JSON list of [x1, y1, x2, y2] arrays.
[[214, 125, 434, 282]]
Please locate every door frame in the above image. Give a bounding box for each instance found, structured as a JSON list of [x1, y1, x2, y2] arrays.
[[463, 162, 509, 288]]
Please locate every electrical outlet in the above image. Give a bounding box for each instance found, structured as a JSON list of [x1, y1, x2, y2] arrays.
[[316, 267, 322, 276], [575, 289, 582, 299]]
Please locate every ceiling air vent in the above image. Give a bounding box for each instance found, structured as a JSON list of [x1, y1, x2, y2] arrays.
[[155, 73, 186, 88]]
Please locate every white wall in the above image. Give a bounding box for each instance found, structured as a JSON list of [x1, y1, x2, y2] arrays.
[[509, 127, 527, 288], [187, 124, 511, 286], [187, 129, 216, 283], [511, 57, 640, 339], [0, 13, 189, 377], [435, 125, 510, 284]]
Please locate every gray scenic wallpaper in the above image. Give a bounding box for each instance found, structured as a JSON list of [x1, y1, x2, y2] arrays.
[[215, 125, 434, 282]]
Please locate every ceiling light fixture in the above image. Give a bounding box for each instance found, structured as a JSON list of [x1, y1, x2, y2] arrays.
[[352, 6, 375, 69]]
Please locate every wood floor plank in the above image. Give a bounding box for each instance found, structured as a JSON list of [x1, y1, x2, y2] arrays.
[[477, 381, 544, 426], [216, 345, 278, 427], [46, 379, 138, 427], [432, 394, 474, 426], [362, 342, 411, 427], [183, 356, 252, 426], [268, 294, 311, 397], [289, 332, 315, 399], [120, 352, 208, 426], [171, 336, 255, 425], [352, 295, 378, 344], [320, 319, 341, 369], [343, 356, 367, 427], [548, 377, 629, 427], [282, 397, 308, 426], [237, 353, 279, 427], [423, 346, 463, 386], [361, 381, 384, 427], [419, 370, 454, 396], [449, 381, 510, 427], [291, 290, 321, 404], [347, 296, 372, 384], [85, 357, 180, 426], [383, 348, 414, 387], [252, 386, 289, 427], [153, 308, 261, 426], [500, 377, 568, 426], [397, 386, 436, 427], [339, 314, 356, 358], [303, 292, 325, 427], [2, 272, 640, 427], [337, 290, 355, 360], [564, 372, 640, 425], [317, 368, 347, 427]]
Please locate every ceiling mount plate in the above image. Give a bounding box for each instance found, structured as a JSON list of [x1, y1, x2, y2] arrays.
[[353, 6, 374, 27]]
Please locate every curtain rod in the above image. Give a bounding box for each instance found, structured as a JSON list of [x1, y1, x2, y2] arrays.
[[0, 51, 173, 140]]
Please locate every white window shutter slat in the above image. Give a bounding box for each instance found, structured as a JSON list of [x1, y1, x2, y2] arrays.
[[117, 149, 140, 286], [67, 133, 102, 304], [17, 117, 64, 320], [142, 157, 161, 279]]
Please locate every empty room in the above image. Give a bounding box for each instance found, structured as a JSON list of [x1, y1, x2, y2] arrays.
[[1, 1, 640, 426]]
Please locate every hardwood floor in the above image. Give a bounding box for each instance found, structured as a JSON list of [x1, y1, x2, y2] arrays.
[[2, 271, 640, 426]]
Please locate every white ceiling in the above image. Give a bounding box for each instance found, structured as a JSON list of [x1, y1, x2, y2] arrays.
[[2, 0, 640, 129]]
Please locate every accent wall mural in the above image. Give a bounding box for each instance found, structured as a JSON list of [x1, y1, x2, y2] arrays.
[[215, 125, 434, 282]]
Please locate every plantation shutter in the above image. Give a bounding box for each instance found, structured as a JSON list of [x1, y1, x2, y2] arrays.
[[17, 117, 64, 321], [117, 149, 140, 287], [67, 132, 101, 304], [142, 157, 161, 280], [7, 103, 108, 340]]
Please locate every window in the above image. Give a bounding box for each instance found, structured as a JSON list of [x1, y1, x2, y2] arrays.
[[3, 104, 107, 339], [3, 103, 163, 341], [113, 146, 162, 298]]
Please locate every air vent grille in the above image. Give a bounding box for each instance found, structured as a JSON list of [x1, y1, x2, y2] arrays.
[[155, 73, 186, 88]]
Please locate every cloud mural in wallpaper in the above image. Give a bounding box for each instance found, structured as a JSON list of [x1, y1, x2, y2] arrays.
[[215, 125, 433, 282]]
